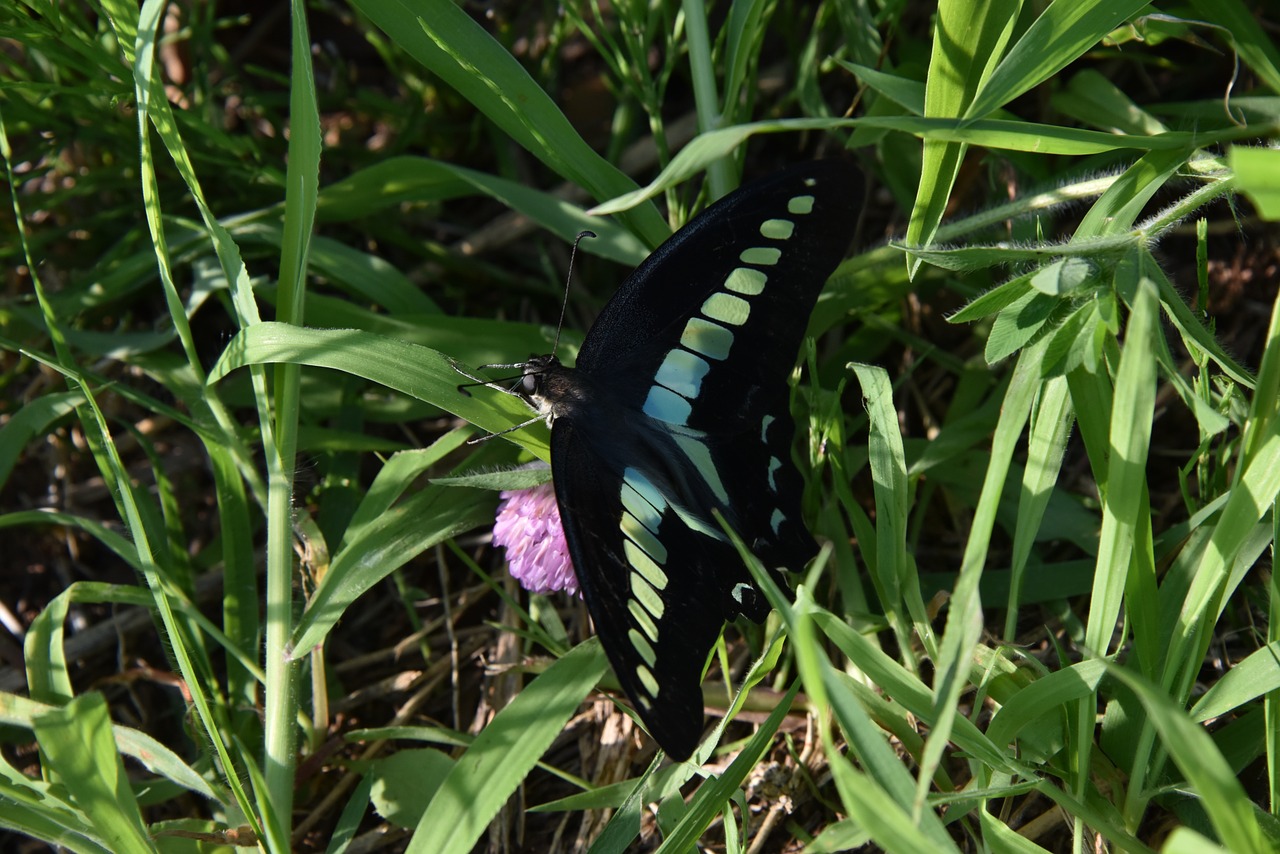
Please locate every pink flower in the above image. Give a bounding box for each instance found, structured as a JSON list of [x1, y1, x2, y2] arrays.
[[493, 482, 580, 597]]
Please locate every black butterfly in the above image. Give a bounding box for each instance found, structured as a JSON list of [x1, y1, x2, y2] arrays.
[[467, 161, 861, 760]]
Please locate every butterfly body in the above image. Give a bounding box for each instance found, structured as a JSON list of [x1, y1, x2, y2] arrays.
[[502, 161, 861, 759]]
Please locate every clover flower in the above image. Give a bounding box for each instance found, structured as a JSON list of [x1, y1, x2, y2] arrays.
[[492, 482, 579, 597]]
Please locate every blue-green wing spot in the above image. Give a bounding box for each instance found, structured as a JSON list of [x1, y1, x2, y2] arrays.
[[642, 385, 692, 424], [760, 218, 796, 240], [767, 456, 783, 490], [653, 349, 711, 398], [701, 293, 752, 326], [739, 246, 782, 266], [623, 538, 668, 589], [788, 194, 815, 214], [629, 569, 665, 618], [679, 317, 734, 361], [725, 267, 767, 295], [670, 431, 730, 505], [531, 161, 861, 760]]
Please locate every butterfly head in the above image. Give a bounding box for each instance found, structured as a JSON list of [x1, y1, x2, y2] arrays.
[[513, 353, 583, 425]]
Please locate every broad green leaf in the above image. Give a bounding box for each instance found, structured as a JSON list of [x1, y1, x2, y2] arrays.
[[948, 274, 1036, 323], [985, 290, 1057, 364], [368, 749, 456, 828], [1030, 258, 1095, 296], [1230, 147, 1280, 221], [432, 466, 553, 492], [1041, 300, 1101, 378]]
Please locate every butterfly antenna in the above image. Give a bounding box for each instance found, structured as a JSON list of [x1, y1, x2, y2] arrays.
[[551, 230, 596, 357], [448, 357, 525, 397]]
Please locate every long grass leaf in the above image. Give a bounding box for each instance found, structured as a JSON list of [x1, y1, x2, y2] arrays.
[[1107, 667, 1270, 853], [965, 0, 1153, 120], [405, 640, 608, 854], [349, 0, 667, 246], [210, 323, 551, 457], [1084, 258, 1157, 655]]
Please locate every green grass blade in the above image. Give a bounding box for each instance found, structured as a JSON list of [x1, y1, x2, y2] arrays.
[[0, 390, 82, 488], [1189, 642, 1280, 723], [349, 0, 667, 246], [405, 639, 609, 854], [908, 0, 1021, 274], [926, 338, 1044, 802], [259, 2, 322, 835], [850, 363, 933, 658], [33, 693, 156, 853], [1185, 0, 1280, 94], [1005, 375, 1072, 639], [1084, 257, 1158, 656], [790, 593, 959, 851], [1269, 541, 1280, 814], [1107, 666, 1270, 853], [965, 0, 1153, 120], [208, 322, 551, 458], [867, 115, 1269, 154], [653, 684, 801, 852], [2, 689, 220, 803], [588, 117, 854, 214], [986, 659, 1106, 759], [317, 157, 650, 265], [812, 612, 1011, 772], [291, 482, 494, 657]]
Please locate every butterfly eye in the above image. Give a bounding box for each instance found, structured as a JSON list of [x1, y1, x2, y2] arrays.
[[521, 374, 538, 395]]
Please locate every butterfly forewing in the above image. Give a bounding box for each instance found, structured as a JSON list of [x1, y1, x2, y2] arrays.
[[576, 160, 862, 433], [528, 161, 861, 760]]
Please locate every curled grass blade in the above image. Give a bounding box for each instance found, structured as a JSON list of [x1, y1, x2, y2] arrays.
[[2, 690, 219, 804], [33, 693, 154, 853]]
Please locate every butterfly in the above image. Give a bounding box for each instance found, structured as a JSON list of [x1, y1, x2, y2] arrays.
[[464, 160, 861, 760]]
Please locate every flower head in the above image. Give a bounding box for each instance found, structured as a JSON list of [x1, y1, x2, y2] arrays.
[[492, 482, 579, 597]]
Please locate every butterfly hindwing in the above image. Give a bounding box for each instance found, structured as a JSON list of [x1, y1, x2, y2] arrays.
[[551, 418, 731, 759]]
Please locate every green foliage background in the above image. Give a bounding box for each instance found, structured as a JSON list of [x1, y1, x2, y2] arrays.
[[2, 0, 1279, 851]]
